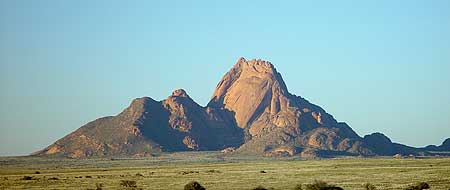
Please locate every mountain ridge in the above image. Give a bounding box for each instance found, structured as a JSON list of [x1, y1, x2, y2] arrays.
[[34, 57, 449, 158]]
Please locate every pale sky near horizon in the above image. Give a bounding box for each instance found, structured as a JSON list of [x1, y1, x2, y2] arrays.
[[1, 0, 450, 156]]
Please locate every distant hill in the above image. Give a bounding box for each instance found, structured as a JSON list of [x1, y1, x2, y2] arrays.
[[34, 57, 449, 158]]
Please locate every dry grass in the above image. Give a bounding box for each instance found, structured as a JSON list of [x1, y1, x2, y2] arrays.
[[0, 153, 449, 190]]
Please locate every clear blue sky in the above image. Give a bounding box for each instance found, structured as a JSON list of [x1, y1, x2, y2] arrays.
[[1, 0, 449, 156]]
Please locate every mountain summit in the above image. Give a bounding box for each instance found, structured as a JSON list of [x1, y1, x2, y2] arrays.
[[209, 58, 370, 157], [34, 57, 448, 158], [209, 58, 289, 130]]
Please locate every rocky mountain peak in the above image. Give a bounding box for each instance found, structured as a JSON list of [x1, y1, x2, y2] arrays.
[[124, 97, 155, 116], [208, 57, 291, 130], [171, 89, 189, 98], [234, 57, 276, 74], [442, 138, 450, 147], [364, 132, 393, 144], [130, 97, 151, 106]]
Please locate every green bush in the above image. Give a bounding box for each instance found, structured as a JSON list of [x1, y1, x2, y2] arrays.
[[300, 180, 344, 190], [364, 183, 376, 190], [404, 182, 429, 190], [184, 181, 206, 190]]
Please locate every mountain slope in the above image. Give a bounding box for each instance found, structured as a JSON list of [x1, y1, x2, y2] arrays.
[[33, 97, 164, 158]]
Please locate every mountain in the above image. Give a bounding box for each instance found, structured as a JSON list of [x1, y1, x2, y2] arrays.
[[34, 57, 449, 158], [34, 89, 243, 158], [423, 138, 450, 152], [208, 58, 374, 157]]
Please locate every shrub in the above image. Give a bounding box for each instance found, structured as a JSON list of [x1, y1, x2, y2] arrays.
[[35, 171, 41, 174], [404, 182, 429, 190], [184, 181, 206, 190], [253, 186, 266, 190], [180, 171, 200, 175], [294, 184, 303, 190], [206, 169, 221, 173], [120, 180, 137, 188], [364, 183, 376, 190], [252, 186, 275, 190], [21, 176, 34, 180], [96, 183, 103, 190], [302, 180, 344, 190]]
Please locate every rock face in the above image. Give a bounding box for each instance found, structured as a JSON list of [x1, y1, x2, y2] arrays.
[[34, 57, 448, 158], [209, 58, 290, 133]]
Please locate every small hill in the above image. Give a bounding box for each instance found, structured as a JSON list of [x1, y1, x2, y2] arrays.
[[423, 138, 450, 152]]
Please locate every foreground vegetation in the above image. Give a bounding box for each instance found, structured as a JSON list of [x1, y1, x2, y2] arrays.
[[0, 152, 449, 189]]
